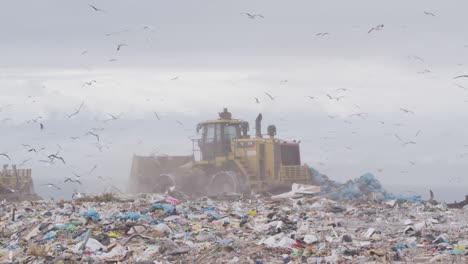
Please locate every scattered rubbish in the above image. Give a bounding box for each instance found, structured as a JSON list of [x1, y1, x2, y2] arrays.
[[0, 179, 466, 262]]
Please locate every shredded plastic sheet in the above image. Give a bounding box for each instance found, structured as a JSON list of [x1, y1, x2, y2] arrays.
[[309, 169, 423, 203], [83, 209, 100, 221]]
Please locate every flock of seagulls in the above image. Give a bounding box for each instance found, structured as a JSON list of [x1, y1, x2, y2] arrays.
[[0, 3, 467, 198]]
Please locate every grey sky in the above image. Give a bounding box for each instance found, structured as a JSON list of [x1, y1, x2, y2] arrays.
[[1, 0, 467, 201]]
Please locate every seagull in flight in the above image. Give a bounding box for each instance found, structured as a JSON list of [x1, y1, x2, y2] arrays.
[[336, 88, 350, 92], [86, 132, 100, 142], [28, 116, 42, 123], [424, 11, 436, 16], [400, 108, 415, 114], [170, 76, 179, 81], [407, 55, 424, 62], [105, 29, 131, 37], [82, 80, 96, 88], [254, 97, 260, 104], [0, 153, 11, 160], [241, 13, 264, 19], [305, 96, 316, 100], [395, 134, 416, 146], [417, 69, 431, 74], [42, 183, 61, 190], [64, 178, 82, 185], [265, 92, 275, 100], [105, 112, 124, 122], [88, 164, 98, 174], [316, 32, 330, 37], [454, 83, 467, 90], [454, 75, 468, 79], [326, 94, 345, 101], [117, 43, 127, 51], [48, 153, 65, 164], [154, 112, 161, 120], [368, 24, 384, 34], [40, 123, 44, 131], [348, 113, 367, 118], [28, 147, 45, 153], [67, 102, 85, 118], [89, 4, 106, 13]]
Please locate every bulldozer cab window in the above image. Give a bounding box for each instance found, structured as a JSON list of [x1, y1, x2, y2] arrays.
[[281, 144, 301, 166], [204, 124, 216, 143], [223, 124, 240, 140]]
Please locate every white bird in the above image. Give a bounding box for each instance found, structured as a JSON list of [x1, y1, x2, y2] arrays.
[[316, 32, 330, 37], [154, 112, 161, 120], [326, 94, 345, 101], [82, 80, 96, 88], [400, 108, 415, 114], [368, 24, 384, 34], [395, 134, 416, 146], [86, 131, 100, 142], [0, 153, 11, 160], [67, 102, 85, 118], [424, 11, 436, 16], [116, 43, 127, 51], [241, 13, 264, 19], [336, 88, 349, 92], [105, 29, 131, 37], [265, 92, 275, 100], [89, 4, 105, 12], [105, 112, 124, 122]]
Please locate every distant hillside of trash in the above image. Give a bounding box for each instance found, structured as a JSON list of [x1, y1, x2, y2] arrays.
[[308, 168, 423, 203]]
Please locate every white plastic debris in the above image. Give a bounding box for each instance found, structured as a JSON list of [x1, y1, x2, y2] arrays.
[[74, 238, 104, 253], [260, 233, 296, 248], [304, 234, 319, 244], [154, 223, 172, 234], [272, 183, 320, 199], [363, 228, 376, 238], [404, 219, 413, 225]]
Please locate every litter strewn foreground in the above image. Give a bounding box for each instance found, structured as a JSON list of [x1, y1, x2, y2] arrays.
[[0, 190, 467, 263]]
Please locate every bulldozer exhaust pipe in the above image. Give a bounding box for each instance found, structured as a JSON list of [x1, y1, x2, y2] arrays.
[[255, 113, 262, 138]]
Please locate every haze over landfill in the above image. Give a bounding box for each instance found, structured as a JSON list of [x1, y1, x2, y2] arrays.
[[1, 0, 468, 201]]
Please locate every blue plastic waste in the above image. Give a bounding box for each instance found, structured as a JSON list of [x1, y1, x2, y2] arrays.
[[83, 209, 100, 221], [116, 212, 147, 221], [43, 231, 57, 240], [217, 239, 234, 244], [152, 203, 176, 215], [309, 168, 424, 204], [8, 244, 19, 250]]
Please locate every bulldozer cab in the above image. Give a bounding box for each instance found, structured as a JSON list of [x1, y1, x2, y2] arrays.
[[196, 108, 248, 161]]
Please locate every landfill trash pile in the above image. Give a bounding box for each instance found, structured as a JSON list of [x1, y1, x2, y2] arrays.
[[0, 189, 467, 263], [310, 169, 423, 203]]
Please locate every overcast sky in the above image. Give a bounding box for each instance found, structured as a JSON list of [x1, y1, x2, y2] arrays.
[[1, 0, 467, 201]]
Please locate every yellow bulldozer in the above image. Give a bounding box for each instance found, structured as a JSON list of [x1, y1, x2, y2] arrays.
[[129, 108, 312, 196], [0, 164, 41, 201]]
